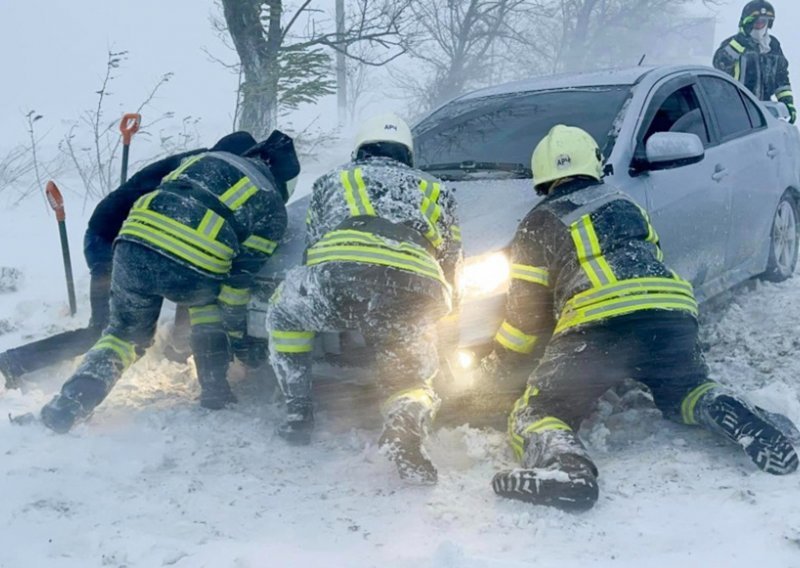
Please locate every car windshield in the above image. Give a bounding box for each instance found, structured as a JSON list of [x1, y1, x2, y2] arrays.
[[414, 86, 632, 180]]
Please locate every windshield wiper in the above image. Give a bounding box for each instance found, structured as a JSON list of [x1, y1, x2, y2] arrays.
[[420, 160, 532, 179]]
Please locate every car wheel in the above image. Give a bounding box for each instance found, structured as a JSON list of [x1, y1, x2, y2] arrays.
[[762, 192, 799, 282]]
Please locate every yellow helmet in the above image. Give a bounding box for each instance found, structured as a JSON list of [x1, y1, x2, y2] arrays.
[[531, 125, 603, 192]]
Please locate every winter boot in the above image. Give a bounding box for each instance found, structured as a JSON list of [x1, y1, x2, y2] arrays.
[[698, 393, 798, 475], [277, 397, 314, 445], [40, 375, 107, 433], [492, 429, 599, 512], [191, 330, 236, 410], [379, 408, 437, 485], [0, 351, 23, 389]]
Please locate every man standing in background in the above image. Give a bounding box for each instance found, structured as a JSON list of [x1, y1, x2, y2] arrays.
[[713, 1, 795, 123]]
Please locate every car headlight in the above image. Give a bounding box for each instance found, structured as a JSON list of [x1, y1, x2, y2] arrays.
[[460, 251, 511, 299]]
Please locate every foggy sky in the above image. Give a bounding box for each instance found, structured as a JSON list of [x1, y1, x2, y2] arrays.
[[0, 0, 798, 155]]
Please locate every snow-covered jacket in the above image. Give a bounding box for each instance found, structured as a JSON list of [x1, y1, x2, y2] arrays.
[[713, 33, 793, 105], [493, 178, 697, 362], [304, 156, 463, 298], [117, 151, 287, 289]]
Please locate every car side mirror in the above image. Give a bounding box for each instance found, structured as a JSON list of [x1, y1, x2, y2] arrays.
[[645, 132, 705, 171]]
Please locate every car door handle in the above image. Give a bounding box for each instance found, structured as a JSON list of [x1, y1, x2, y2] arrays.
[[768, 144, 779, 159], [712, 165, 728, 182]]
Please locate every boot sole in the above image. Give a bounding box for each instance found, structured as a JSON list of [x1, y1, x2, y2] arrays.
[[492, 469, 599, 512]]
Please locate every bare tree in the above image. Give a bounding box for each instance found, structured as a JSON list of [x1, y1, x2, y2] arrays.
[[394, 0, 535, 113], [217, 0, 412, 138]]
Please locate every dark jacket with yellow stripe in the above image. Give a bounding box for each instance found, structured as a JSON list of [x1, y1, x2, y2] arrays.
[[713, 33, 793, 107], [494, 179, 697, 362], [117, 151, 287, 290], [305, 156, 462, 299]]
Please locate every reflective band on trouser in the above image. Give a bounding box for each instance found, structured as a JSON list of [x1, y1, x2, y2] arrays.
[[242, 235, 277, 255], [306, 245, 446, 285], [162, 154, 205, 182], [126, 209, 234, 261], [556, 292, 698, 334], [510, 264, 549, 286], [681, 382, 718, 425], [218, 285, 250, 307], [220, 176, 259, 210], [776, 88, 794, 101], [340, 168, 376, 217], [570, 215, 616, 288], [270, 330, 315, 353], [508, 385, 541, 459], [119, 222, 232, 274], [381, 379, 438, 418], [189, 305, 223, 326], [90, 334, 137, 369], [494, 320, 538, 354]]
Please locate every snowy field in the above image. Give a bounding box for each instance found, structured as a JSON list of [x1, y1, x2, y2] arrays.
[[1, 197, 800, 568]]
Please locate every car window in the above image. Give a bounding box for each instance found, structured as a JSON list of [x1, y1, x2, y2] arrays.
[[643, 85, 710, 146], [699, 76, 754, 140], [413, 86, 631, 178], [741, 91, 767, 129]]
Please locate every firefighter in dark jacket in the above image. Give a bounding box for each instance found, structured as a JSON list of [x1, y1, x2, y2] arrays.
[[40, 130, 299, 433], [483, 125, 798, 512], [267, 113, 462, 484], [0, 133, 256, 388], [713, 0, 795, 123]]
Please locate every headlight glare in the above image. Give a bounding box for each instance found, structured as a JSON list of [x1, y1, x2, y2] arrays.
[[461, 251, 511, 298]]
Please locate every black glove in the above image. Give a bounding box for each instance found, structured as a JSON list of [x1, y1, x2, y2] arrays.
[[230, 333, 268, 369], [787, 102, 797, 125]]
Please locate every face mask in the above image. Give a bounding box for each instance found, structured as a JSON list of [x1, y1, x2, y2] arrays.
[[750, 26, 771, 53]]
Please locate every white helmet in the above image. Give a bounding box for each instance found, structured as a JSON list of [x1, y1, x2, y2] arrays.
[[353, 112, 414, 161]]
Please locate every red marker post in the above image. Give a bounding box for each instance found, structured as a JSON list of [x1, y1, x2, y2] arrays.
[[119, 113, 141, 185], [45, 181, 76, 316]]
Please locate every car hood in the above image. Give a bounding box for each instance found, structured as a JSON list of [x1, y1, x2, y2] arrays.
[[259, 178, 539, 280]]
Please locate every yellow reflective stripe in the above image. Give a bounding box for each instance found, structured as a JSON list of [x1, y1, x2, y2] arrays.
[[119, 223, 231, 274], [508, 386, 540, 459], [681, 382, 718, 425], [353, 168, 376, 216], [451, 226, 462, 242], [566, 277, 694, 311], [270, 330, 315, 353], [730, 39, 745, 54], [90, 334, 137, 368], [162, 154, 204, 182], [494, 320, 538, 354], [189, 305, 222, 326], [570, 215, 616, 287], [197, 210, 225, 239], [306, 246, 445, 283], [556, 292, 698, 334], [734, 61, 741, 81], [522, 416, 572, 437], [220, 177, 258, 210], [317, 230, 429, 255], [341, 170, 362, 216], [510, 264, 549, 286], [242, 235, 278, 255], [776, 90, 793, 101], [134, 190, 160, 210], [218, 285, 250, 306], [418, 180, 445, 248], [126, 210, 234, 260], [381, 385, 436, 416]]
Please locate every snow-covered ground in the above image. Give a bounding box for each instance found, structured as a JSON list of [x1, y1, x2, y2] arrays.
[[1, 196, 800, 568]]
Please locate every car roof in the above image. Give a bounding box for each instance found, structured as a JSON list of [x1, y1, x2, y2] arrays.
[[452, 65, 710, 102]]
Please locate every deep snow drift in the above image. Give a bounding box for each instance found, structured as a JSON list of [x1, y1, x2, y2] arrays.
[[1, 196, 800, 568]]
